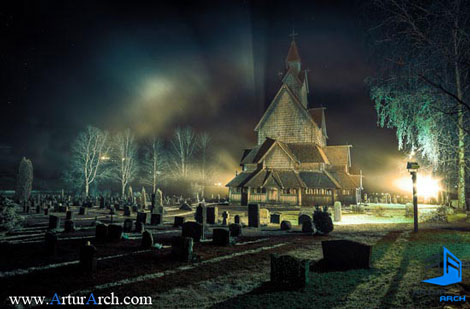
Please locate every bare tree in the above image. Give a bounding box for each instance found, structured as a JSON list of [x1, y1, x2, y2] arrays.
[[15, 157, 33, 202], [70, 126, 110, 197], [198, 132, 211, 197], [112, 129, 139, 197], [170, 127, 197, 179], [143, 136, 165, 194]]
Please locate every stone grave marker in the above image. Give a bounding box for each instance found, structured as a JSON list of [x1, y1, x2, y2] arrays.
[[79, 207, 87, 215], [123, 206, 131, 216], [64, 220, 75, 233], [66, 210, 73, 221], [141, 230, 154, 249], [79, 241, 97, 272], [48, 215, 60, 230], [136, 212, 148, 225], [234, 215, 240, 224], [108, 224, 123, 242], [171, 236, 194, 262], [206, 206, 218, 224], [135, 222, 145, 233], [95, 224, 108, 242], [222, 211, 229, 225], [173, 216, 185, 228], [270, 254, 309, 289], [229, 223, 242, 237], [182, 221, 203, 242], [334, 201, 342, 222], [150, 213, 162, 225], [123, 219, 133, 232], [248, 204, 260, 228], [212, 228, 231, 246], [281, 220, 292, 231]]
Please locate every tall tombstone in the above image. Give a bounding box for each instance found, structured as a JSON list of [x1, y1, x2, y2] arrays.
[[171, 236, 193, 262], [234, 215, 240, 225], [79, 241, 97, 272], [182, 222, 203, 242], [173, 216, 185, 227], [141, 187, 147, 209], [195, 204, 205, 224], [155, 188, 163, 207], [79, 207, 87, 215], [222, 211, 229, 225], [49, 215, 60, 230], [334, 201, 342, 222], [141, 230, 154, 249], [206, 206, 218, 224], [248, 204, 260, 228], [95, 224, 108, 242], [64, 220, 75, 233], [66, 210, 73, 221], [150, 213, 162, 225], [136, 212, 148, 225], [108, 224, 123, 242]]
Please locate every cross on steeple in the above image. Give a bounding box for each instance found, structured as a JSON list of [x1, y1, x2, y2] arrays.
[[289, 29, 298, 41]]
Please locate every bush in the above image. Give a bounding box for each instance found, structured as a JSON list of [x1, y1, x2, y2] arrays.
[[313, 206, 333, 235], [351, 204, 365, 214], [0, 196, 24, 232], [371, 206, 386, 217]]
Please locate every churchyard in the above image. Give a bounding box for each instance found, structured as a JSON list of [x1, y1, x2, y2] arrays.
[[1, 193, 469, 308]]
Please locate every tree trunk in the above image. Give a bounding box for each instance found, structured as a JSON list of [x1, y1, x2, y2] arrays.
[[85, 182, 89, 197], [121, 181, 126, 198]]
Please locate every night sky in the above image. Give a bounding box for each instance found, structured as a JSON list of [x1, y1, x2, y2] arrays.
[[0, 0, 405, 192]]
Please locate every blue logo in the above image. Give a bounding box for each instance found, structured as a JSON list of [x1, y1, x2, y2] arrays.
[[422, 247, 462, 286]]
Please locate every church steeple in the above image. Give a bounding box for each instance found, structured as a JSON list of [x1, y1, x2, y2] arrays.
[[285, 30, 301, 72]]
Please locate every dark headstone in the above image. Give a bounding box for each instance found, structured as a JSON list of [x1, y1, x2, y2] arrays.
[[79, 207, 87, 215], [298, 214, 312, 226], [280, 220, 292, 231], [109, 206, 116, 215], [179, 203, 192, 211], [64, 220, 75, 233], [195, 205, 205, 224], [132, 205, 138, 213], [95, 224, 108, 242], [66, 210, 73, 221], [234, 215, 240, 224], [270, 213, 281, 224], [136, 212, 148, 225], [270, 254, 309, 289], [182, 222, 203, 242], [222, 211, 229, 225], [171, 236, 194, 262], [321, 240, 372, 270], [301, 220, 315, 234], [123, 206, 131, 216], [44, 208, 49, 215], [206, 206, 218, 224], [108, 224, 123, 242], [135, 222, 145, 233], [79, 242, 97, 272], [123, 219, 133, 232], [229, 223, 242, 237], [212, 228, 231, 246], [48, 215, 60, 230], [36, 205, 40, 214], [44, 231, 58, 256], [141, 230, 154, 249], [173, 216, 185, 228], [248, 204, 260, 228], [150, 213, 162, 225]]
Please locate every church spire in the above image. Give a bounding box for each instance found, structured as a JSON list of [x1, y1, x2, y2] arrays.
[[285, 30, 301, 71]]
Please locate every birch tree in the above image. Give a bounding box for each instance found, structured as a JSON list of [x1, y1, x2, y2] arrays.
[[112, 129, 139, 197], [170, 127, 197, 179], [198, 132, 211, 197], [143, 136, 165, 194], [366, 0, 470, 209], [70, 126, 110, 197]]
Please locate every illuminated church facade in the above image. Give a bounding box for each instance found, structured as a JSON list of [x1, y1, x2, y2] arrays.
[[226, 37, 362, 206]]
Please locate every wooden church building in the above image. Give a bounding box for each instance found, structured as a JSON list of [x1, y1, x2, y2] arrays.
[[226, 37, 363, 206]]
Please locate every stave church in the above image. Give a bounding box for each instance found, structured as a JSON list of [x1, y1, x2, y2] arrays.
[[226, 36, 363, 206]]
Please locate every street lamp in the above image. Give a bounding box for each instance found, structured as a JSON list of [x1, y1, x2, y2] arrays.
[[407, 162, 420, 232]]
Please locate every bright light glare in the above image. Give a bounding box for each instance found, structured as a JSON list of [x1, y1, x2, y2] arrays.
[[393, 175, 441, 199]]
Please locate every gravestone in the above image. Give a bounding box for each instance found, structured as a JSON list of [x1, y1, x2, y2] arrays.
[[49, 215, 60, 230], [222, 211, 229, 225], [123, 206, 131, 216], [108, 224, 123, 242], [171, 236, 194, 262], [95, 224, 108, 242], [301, 220, 315, 234], [179, 202, 192, 211], [141, 187, 147, 209], [173, 216, 185, 228], [141, 230, 154, 249], [132, 205, 138, 213], [79, 207, 87, 215], [182, 222, 203, 242], [248, 204, 260, 228], [195, 204, 205, 224], [36, 205, 40, 214], [212, 228, 231, 246], [44, 231, 58, 256], [321, 240, 372, 270], [260, 208, 270, 224], [206, 206, 218, 224], [229, 223, 242, 237], [109, 206, 116, 215], [99, 196, 105, 208], [79, 241, 97, 272], [270, 213, 281, 224], [270, 254, 309, 289], [44, 208, 49, 215], [334, 202, 342, 222], [64, 220, 75, 233], [135, 222, 145, 233], [136, 212, 148, 225], [280, 220, 292, 231], [234, 215, 240, 224], [150, 213, 162, 225], [66, 210, 73, 221], [123, 219, 133, 232], [298, 214, 312, 226]]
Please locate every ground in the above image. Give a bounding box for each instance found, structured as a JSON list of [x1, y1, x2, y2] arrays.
[[1, 204, 470, 308]]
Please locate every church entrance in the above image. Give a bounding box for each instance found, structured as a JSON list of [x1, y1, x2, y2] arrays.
[[268, 188, 278, 202]]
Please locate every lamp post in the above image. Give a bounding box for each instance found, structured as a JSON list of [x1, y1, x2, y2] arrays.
[[407, 162, 420, 232]]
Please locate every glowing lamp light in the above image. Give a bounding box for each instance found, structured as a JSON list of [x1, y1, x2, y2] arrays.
[[100, 155, 110, 161], [393, 175, 441, 199]]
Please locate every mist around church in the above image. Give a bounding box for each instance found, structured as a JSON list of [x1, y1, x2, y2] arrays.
[[1, 1, 470, 308]]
